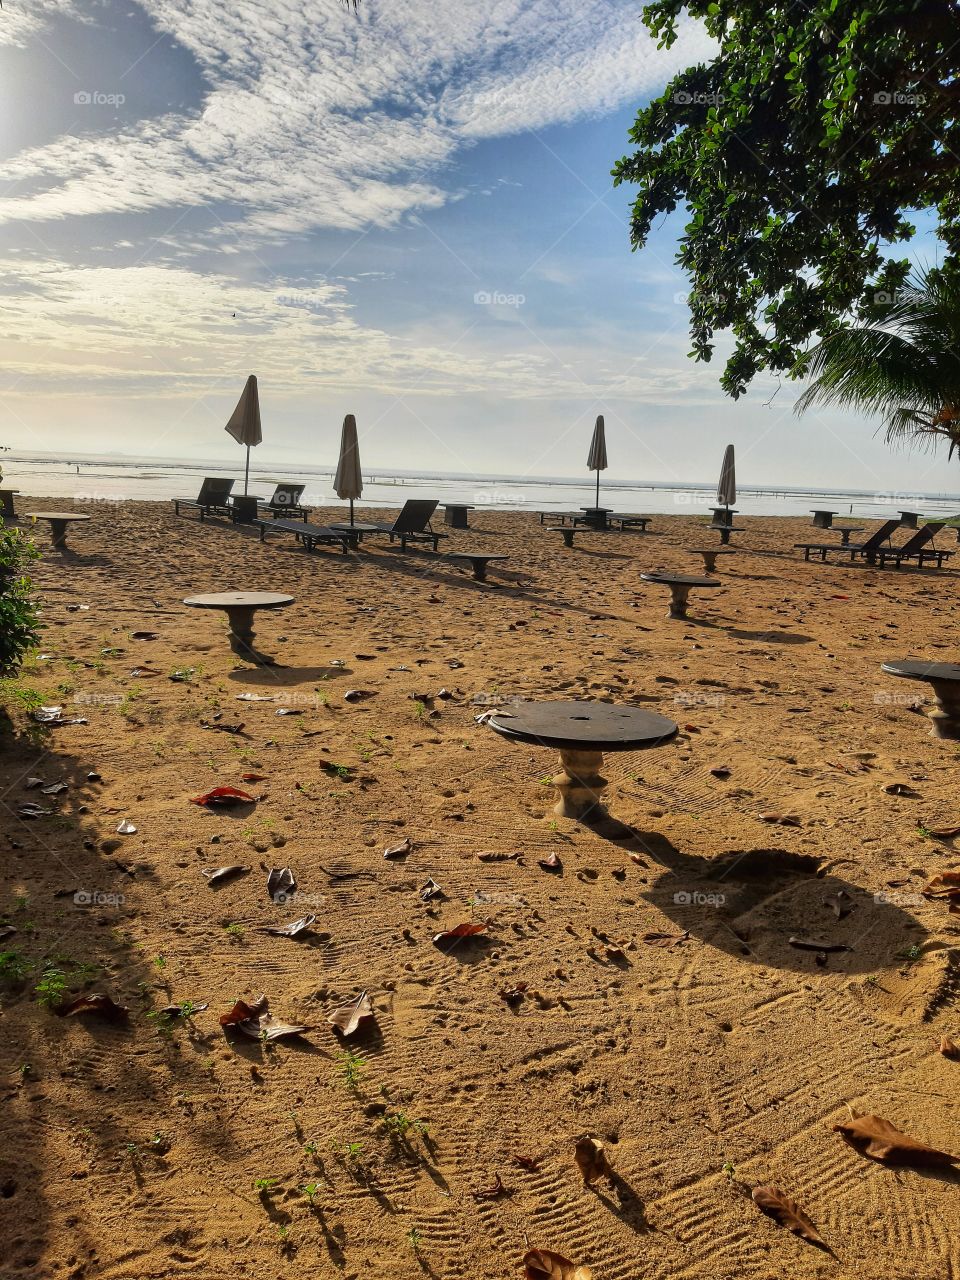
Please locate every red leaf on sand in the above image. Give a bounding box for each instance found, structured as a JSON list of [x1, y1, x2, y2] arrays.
[[511, 1154, 540, 1171], [752, 1186, 828, 1248], [191, 786, 256, 808], [241, 772, 266, 783], [471, 1173, 505, 1200], [327, 991, 375, 1037], [59, 993, 128, 1020], [833, 1113, 957, 1166], [432, 923, 487, 946], [219, 995, 308, 1041]]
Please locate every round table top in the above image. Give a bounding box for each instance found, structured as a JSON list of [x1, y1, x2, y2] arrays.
[[0, 488, 20, 494], [687, 547, 736, 555], [642, 572, 721, 587], [882, 658, 960, 683], [330, 522, 380, 533], [443, 504, 475, 510], [834, 524, 864, 530], [487, 699, 678, 751], [26, 511, 90, 522], [811, 509, 838, 515], [447, 551, 508, 563], [183, 591, 294, 611]]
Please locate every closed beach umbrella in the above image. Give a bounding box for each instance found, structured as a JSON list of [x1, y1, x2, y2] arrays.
[[587, 414, 608, 508], [224, 374, 262, 495], [717, 443, 736, 511], [334, 413, 363, 525]]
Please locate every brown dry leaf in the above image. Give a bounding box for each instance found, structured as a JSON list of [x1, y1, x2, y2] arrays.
[[538, 852, 562, 873], [640, 930, 689, 947], [266, 867, 296, 901], [925, 825, 960, 838], [833, 1112, 958, 1167], [758, 812, 802, 826], [511, 1154, 540, 1171], [259, 915, 316, 938], [218, 995, 309, 1041], [432, 922, 487, 946], [523, 1248, 593, 1280], [384, 837, 412, 859], [923, 871, 960, 898], [789, 936, 850, 952], [59, 993, 129, 1021], [476, 851, 521, 862], [628, 852, 647, 866], [327, 991, 375, 1037], [574, 1137, 611, 1186], [752, 1185, 828, 1249], [823, 890, 854, 919], [883, 782, 920, 797], [938, 1035, 959, 1060], [202, 865, 250, 886], [471, 1173, 505, 1201]]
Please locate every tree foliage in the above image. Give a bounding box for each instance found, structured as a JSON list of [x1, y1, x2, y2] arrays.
[[612, 0, 960, 397], [795, 266, 960, 455], [0, 526, 41, 678]]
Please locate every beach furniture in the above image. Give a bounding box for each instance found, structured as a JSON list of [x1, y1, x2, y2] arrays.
[[709, 521, 744, 545], [445, 551, 508, 582], [608, 514, 652, 531], [687, 547, 736, 574], [548, 525, 581, 547], [898, 510, 921, 528], [833, 525, 865, 545], [259, 483, 311, 521], [25, 511, 90, 550], [485, 699, 677, 823], [810, 509, 838, 528], [794, 518, 900, 562], [0, 489, 19, 520], [711, 506, 738, 525], [537, 510, 582, 524], [443, 504, 474, 528], [257, 519, 356, 554], [872, 522, 952, 568], [183, 590, 293, 666], [172, 477, 235, 520], [577, 506, 613, 529], [641, 571, 721, 618], [330, 521, 381, 542], [882, 658, 960, 739], [367, 500, 446, 551]]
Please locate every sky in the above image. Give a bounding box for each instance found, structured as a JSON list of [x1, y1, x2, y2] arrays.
[[0, 0, 955, 496]]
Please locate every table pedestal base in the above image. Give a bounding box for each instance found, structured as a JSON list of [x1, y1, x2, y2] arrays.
[[927, 679, 960, 739], [224, 606, 276, 666], [49, 519, 70, 549], [553, 749, 607, 822], [717, 527, 731, 545], [667, 584, 691, 618], [695, 550, 719, 574]]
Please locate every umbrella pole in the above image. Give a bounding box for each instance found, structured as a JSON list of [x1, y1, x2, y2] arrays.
[[244, 445, 250, 496], [595, 470, 600, 508], [350, 498, 355, 525]]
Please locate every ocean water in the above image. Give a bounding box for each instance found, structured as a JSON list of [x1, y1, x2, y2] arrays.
[[4, 450, 960, 520]]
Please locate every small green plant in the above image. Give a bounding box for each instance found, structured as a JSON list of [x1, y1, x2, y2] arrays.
[[413, 700, 427, 721], [337, 1049, 365, 1091], [223, 922, 244, 941], [721, 1161, 735, 1177], [254, 1176, 279, 1193], [864, 973, 879, 986], [34, 966, 67, 1009], [898, 943, 923, 963], [303, 1140, 319, 1156], [301, 1181, 320, 1204], [407, 1227, 422, 1252], [0, 950, 30, 984], [916, 823, 932, 838], [0, 527, 42, 680], [383, 1110, 429, 1143], [17, 1063, 32, 1079]]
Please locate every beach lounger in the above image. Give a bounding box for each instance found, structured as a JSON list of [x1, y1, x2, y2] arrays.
[[794, 518, 900, 562], [258, 483, 311, 522], [173, 477, 235, 520], [607, 514, 652, 531], [537, 511, 581, 525], [873, 523, 952, 568], [256, 518, 355, 554], [368, 500, 447, 551]]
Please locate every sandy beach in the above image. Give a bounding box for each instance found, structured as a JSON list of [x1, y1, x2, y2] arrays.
[[1, 501, 958, 1280]]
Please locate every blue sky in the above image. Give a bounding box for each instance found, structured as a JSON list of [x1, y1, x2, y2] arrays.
[[0, 0, 954, 495]]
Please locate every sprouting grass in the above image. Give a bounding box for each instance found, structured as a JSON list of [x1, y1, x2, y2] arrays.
[[223, 923, 244, 941], [0, 950, 30, 984], [34, 966, 68, 1009], [337, 1049, 365, 1091]]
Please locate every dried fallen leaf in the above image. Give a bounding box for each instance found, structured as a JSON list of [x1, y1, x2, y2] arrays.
[[476, 851, 521, 862], [191, 786, 256, 808], [924, 825, 960, 838], [523, 1248, 593, 1280], [201, 865, 250, 886], [236, 693, 277, 702], [116, 819, 137, 835], [131, 630, 158, 640], [752, 1185, 828, 1249], [327, 990, 375, 1037], [789, 936, 850, 952], [432, 923, 487, 946], [266, 867, 296, 902], [241, 772, 267, 782], [219, 995, 308, 1041], [384, 837, 412, 860], [511, 1154, 540, 1171], [823, 890, 854, 919], [500, 982, 529, 1005], [59, 993, 128, 1021], [471, 1173, 505, 1201], [710, 765, 731, 778], [640, 930, 689, 947], [938, 1035, 959, 1060], [883, 782, 920, 797], [574, 1137, 611, 1186], [923, 871, 960, 898], [260, 915, 315, 938], [419, 879, 443, 902], [18, 803, 52, 819], [833, 1112, 957, 1166], [41, 782, 69, 796], [758, 812, 802, 826], [538, 852, 562, 873]]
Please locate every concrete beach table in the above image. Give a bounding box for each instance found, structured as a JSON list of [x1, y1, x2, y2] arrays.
[[486, 699, 678, 823], [711, 506, 738, 524], [184, 591, 293, 666], [709, 522, 744, 545], [443, 504, 474, 529], [687, 546, 736, 574], [642, 571, 721, 618], [810, 509, 838, 529], [898, 510, 922, 529], [25, 511, 90, 550], [0, 489, 19, 520], [445, 551, 508, 582], [330, 521, 380, 543], [578, 507, 613, 530], [229, 495, 267, 525], [834, 525, 865, 546], [882, 658, 960, 739]]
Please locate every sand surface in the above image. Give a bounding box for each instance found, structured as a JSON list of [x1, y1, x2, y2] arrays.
[[1, 501, 958, 1280]]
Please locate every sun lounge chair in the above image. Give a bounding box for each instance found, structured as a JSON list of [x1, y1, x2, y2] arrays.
[[794, 518, 900, 562], [873, 522, 952, 568], [537, 511, 581, 525], [173, 477, 235, 520], [258, 483, 311, 522], [368, 500, 447, 551], [256, 518, 355, 554], [607, 513, 652, 530]]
